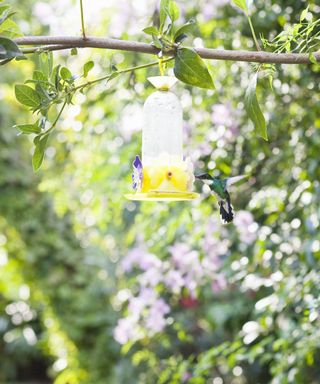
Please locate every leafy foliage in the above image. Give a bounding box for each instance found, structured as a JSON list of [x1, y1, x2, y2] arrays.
[[261, 7, 320, 55], [12, 1, 318, 169], [244, 73, 267, 140], [0, 2, 22, 64], [174, 47, 214, 90], [231, 0, 249, 13], [15, 84, 42, 107], [143, 0, 215, 90], [0, 36, 22, 60], [83, 60, 94, 77]]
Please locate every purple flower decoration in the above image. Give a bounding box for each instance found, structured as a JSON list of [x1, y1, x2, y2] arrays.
[[132, 155, 143, 191]]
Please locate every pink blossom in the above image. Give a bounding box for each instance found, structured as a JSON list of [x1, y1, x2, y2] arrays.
[[197, 142, 213, 157], [211, 273, 228, 293], [182, 372, 193, 382], [127, 288, 158, 318], [145, 313, 167, 333], [139, 287, 158, 304], [151, 298, 170, 316], [145, 298, 170, 333], [121, 247, 161, 272], [169, 243, 205, 296], [113, 317, 141, 345], [202, 0, 229, 20], [183, 275, 198, 297], [234, 210, 258, 244], [211, 103, 235, 127], [202, 217, 222, 253], [202, 239, 228, 273], [138, 267, 163, 287], [170, 243, 200, 271], [128, 296, 145, 319], [164, 270, 185, 294], [169, 243, 190, 262], [210, 103, 239, 143], [202, 218, 229, 272]]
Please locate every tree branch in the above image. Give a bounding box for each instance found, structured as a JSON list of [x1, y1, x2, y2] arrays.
[[14, 36, 319, 64]]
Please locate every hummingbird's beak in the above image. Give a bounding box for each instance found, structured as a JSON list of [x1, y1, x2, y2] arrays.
[[195, 173, 209, 180]]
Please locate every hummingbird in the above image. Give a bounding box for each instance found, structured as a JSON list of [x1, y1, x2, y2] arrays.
[[195, 173, 247, 224]]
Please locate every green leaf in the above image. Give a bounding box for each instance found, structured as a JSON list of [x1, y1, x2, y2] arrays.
[[232, 0, 248, 12], [0, 5, 10, 15], [51, 65, 61, 90], [174, 48, 215, 90], [309, 52, 318, 65], [175, 33, 188, 44], [15, 55, 27, 62], [15, 84, 41, 108], [174, 19, 195, 42], [152, 35, 163, 49], [60, 66, 72, 80], [159, 0, 170, 33], [143, 26, 159, 36], [300, 6, 309, 22], [167, 1, 179, 22], [38, 52, 53, 77], [0, 37, 22, 59], [244, 73, 268, 140], [33, 70, 48, 82], [0, 57, 13, 66], [83, 61, 94, 78], [108, 72, 119, 81], [14, 123, 41, 135], [34, 82, 51, 104], [0, 8, 15, 25], [32, 135, 48, 171], [71, 47, 78, 55]]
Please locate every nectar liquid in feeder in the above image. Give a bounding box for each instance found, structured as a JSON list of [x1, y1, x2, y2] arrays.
[[125, 76, 198, 201]]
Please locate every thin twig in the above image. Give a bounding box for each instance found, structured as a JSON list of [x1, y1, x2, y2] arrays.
[[14, 36, 320, 64], [73, 57, 174, 92], [247, 16, 261, 51], [39, 100, 67, 137], [37, 57, 174, 136], [21, 44, 76, 53], [79, 0, 86, 39]]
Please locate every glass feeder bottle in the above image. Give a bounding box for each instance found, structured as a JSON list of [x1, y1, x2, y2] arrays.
[[125, 76, 198, 201]]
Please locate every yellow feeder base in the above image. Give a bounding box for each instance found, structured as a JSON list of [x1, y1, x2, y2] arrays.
[[125, 190, 199, 201]]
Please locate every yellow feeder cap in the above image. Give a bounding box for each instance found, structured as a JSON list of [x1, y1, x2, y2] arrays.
[[125, 190, 199, 201]]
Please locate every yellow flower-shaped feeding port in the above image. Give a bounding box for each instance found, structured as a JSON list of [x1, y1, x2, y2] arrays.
[[142, 165, 188, 192], [125, 157, 199, 201]]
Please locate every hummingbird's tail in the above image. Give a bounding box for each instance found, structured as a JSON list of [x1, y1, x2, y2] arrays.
[[218, 197, 234, 223]]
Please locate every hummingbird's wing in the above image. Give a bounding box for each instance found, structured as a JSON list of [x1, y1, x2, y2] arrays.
[[225, 175, 248, 189]]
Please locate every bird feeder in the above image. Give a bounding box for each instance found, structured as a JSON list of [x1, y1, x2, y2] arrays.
[[125, 76, 199, 201]]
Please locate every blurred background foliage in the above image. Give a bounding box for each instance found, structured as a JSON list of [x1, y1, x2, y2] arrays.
[[0, 0, 320, 383]]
